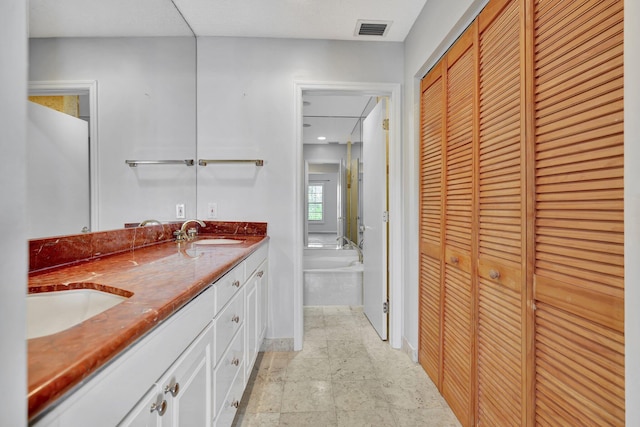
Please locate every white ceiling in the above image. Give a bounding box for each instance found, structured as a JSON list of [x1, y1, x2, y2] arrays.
[[29, 0, 428, 42]]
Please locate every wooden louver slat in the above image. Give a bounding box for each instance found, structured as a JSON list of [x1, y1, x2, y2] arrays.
[[533, 0, 624, 425], [418, 66, 444, 386], [476, 0, 526, 425]]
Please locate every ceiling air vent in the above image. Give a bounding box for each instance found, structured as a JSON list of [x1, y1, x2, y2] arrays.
[[355, 20, 391, 37], [355, 20, 392, 37]]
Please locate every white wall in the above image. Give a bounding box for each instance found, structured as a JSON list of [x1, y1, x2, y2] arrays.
[[402, 0, 485, 359], [29, 37, 197, 230], [625, 1, 639, 424], [0, 0, 27, 425], [404, 1, 639, 424], [196, 37, 404, 341]]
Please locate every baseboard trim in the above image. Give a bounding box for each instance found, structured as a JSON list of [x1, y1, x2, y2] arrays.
[[260, 338, 294, 352], [402, 336, 418, 363]]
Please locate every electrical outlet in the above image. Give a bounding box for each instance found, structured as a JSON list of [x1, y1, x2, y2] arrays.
[[176, 203, 186, 219], [207, 203, 218, 219]]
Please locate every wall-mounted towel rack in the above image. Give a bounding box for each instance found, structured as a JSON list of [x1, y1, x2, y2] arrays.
[[125, 159, 195, 167], [198, 159, 264, 166]]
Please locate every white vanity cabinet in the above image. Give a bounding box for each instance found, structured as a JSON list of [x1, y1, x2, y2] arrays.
[[212, 243, 268, 427], [119, 323, 213, 426], [32, 242, 268, 427]]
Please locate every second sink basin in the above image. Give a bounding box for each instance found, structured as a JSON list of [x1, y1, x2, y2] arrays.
[[27, 289, 129, 339], [193, 238, 244, 245]]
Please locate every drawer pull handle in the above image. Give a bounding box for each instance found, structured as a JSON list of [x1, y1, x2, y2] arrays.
[[232, 280, 240, 288], [489, 269, 500, 280], [231, 357, 240, 366], [164, 382, 180, 397], [450, 256, 459, 264], [257, 270, 264, 278], [232, 400, 240, 409], [150, 399, 167, 416], [231, 315, 240, 323]]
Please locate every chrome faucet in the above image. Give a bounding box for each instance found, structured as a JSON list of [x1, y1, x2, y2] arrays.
[[337, 236, 363, 263], [174, 219, 206, 242], [138, 219, 162, 226]]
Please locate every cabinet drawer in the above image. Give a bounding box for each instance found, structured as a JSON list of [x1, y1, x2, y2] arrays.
[[213, 325, 245, 419], [214, 291, 244, 364], [214, 363, 245, 427], [245, 244, 268, 279], [214, 265, 244, 314]]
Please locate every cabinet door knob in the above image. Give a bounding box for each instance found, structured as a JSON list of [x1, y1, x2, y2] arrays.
[[164, 382, 180, 397], [150, 399, 167, 416], [489, 269, 500, 280], [232, 400, 240, 409], [257, 270, 264, 278], [231, 315, 240, 323], [232, 280, 241, 288], [231, 357, 240, 366]]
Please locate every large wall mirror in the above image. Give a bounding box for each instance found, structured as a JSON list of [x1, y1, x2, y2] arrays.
[[27, 0, 197, 238]]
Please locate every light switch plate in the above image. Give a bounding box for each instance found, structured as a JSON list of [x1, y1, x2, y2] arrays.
[[207, 203, 218, 219], [176, 203, 186, 219]]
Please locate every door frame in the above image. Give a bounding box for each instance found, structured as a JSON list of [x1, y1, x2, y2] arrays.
[[28, 80, 99, 231], [293, 81, 402, 350]]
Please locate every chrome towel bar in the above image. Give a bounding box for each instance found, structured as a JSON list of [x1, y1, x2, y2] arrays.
[[198, 159, 264, 166], [125, 159, 195, 167]]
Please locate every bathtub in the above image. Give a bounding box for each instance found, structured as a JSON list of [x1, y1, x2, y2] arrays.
[[303, 248, 363, 306]]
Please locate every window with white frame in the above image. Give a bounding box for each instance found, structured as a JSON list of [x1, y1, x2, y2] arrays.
[[308, 183, 324, 222]]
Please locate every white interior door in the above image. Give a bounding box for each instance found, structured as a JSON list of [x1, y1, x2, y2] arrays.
[[362, 98, 388, 340], [27, 101, 89, 238]]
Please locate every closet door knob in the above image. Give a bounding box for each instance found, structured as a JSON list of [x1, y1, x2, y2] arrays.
[[450, 256, 459, 264], [489, 269, 500, 280]]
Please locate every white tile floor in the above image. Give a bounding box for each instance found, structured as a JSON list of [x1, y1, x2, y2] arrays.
[[232, 306, 461, 427]]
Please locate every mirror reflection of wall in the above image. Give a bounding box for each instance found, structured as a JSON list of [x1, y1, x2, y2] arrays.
[[27, 0, 196, 237]]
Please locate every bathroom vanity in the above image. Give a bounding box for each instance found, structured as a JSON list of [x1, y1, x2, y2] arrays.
[[27, 222, 268, 427]]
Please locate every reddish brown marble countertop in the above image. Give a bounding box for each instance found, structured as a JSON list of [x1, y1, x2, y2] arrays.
[[27, 230, 268, 420]]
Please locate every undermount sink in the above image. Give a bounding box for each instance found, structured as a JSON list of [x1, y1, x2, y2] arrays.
[[193, 238, 244, 245], [27, 289, 129, 339]]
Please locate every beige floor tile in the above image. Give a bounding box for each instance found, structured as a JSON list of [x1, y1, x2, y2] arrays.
[[232, 412, 281, 427], [304, 306, 325, 316], [285, 357, 332, 381], [324, 324, 363, 341], [327, 339, 369, 359], [336, 409, 397, 427], [381, 377, 443, 410], [279, 411, 338, 427], [329, 357, 377, 381], [294, 339, 329, 359], [243, 381, 284, 413], [323, 314, 360, 328], [392, 407, 462, 427], [281, 381, 334, 413], [332, 380, 389, 411], [322, 306, 354, 316]]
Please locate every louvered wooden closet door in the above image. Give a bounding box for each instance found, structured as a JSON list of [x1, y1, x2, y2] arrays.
[[476, 0, 528, 425], [419, 64, 444, 385], [441, 28, 475, 427], [533, 0, 625, 425]]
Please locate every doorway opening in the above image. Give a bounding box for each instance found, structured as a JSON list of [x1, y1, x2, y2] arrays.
[[293, 82, 402, 352]]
